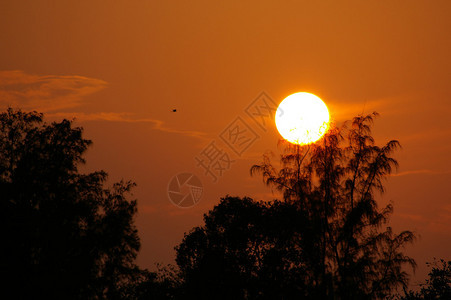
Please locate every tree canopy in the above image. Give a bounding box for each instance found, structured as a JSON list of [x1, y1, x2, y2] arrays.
[[1, 108, 423, 299], [0, 108, 143, 299], [175, 113, 416, 299], [399, 259, 451, 300]]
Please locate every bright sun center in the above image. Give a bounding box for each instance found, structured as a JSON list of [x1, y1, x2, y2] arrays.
[[275, 92, 330, 145]]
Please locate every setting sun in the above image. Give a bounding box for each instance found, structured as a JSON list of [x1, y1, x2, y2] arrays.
[[1, 1, 450, 297], [275, 92, 330, 145]]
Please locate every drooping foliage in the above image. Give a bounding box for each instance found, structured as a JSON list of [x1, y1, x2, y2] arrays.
[[250, 112, 416, 298], [176, 113, 416, 299]]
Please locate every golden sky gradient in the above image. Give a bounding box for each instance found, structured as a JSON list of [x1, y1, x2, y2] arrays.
[[1, 0, 450, 287]]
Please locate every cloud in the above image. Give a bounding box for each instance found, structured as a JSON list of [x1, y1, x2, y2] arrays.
[[326, 93, 419, 124], [427, 208, 451, 235], [0, 70, 107, 112], [398, 208, 451, 236], [390, 169, 451, 177], [401, 128, 451, 143], [46, 111, 208, 139], [398, 213, 428, 223], [139, 204, 157, 215], [328, 97, 393, 122], [0, 70, 207, 139]]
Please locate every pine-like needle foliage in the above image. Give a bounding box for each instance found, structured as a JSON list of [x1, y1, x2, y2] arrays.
[[250, 112, 416, 299]]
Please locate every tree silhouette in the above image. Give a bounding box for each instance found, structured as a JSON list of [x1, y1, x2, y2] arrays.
[[176, 113, 416, 299], [0, 108, 143, 299], [176, 196, 328, 299], [399, 259, 451, 300], [175, 196, 269, 299]]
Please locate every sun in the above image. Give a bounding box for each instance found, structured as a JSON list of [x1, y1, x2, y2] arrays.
[[275, 92, 330, 145]]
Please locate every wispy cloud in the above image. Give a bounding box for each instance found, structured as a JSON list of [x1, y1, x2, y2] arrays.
[[47, 111, 208, 139], [0, 70, 207, 139], [0, 70, 107, 112], [140, 204, 157, 214], [427, 206, 451, 235], [401, 128, 451, 143], [325, 93, 424, 124], [398, 213, 428, 223], [390, 169, 451, 177], [398, 206, 451, 236], [328, 97, 395, 122]]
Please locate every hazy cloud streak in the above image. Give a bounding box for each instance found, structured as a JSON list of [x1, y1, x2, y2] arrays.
[[47, 112, 208, 139], [0, 71, 207, 139], [0, 70, 107, 112], [390, 169, 451, 177]]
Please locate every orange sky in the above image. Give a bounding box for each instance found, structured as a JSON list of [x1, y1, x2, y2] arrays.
[[1, 0, 451, 288]]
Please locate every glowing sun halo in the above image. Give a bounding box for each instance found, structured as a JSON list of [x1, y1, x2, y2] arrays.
[[275, 92, 330, 145]]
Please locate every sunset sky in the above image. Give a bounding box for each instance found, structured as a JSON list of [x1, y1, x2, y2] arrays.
[[1, 0, 450, 287]]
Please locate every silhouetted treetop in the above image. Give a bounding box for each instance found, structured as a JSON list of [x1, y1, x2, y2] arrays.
[[399, 259, 451, 300], [0, 108, 143, 299], [176, 113, 416, 300]]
